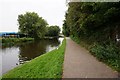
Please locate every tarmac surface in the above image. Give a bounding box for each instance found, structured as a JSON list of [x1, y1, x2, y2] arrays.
[[62, 38, 118, 78]]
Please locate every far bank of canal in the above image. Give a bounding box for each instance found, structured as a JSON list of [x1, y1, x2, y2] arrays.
[[0, 38, 63, 75]]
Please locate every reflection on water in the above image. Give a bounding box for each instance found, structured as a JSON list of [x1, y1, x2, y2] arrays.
[[1, 38, 63, 75], [2, 47, 20, 75]]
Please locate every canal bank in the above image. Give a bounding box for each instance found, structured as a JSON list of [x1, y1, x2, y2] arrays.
[[1, 38, 34, 47], [1, 38, 63, 75], [2, 38, 66, 78]]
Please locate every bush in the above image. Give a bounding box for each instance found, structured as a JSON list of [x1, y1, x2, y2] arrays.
[[45, 26, 60, 37], [90, 43, 120, 71], [2, 38, 34, 43], [71, 35, 120, 72], [70, 35, 80, 44]]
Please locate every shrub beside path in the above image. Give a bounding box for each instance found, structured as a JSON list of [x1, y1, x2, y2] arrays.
[[62, 38, 118, 78]]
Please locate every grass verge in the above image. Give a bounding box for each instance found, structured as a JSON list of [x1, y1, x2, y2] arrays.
[[2, 38, 66, 78]]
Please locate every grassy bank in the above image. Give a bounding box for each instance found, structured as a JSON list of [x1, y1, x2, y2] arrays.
[[2, 38, 66, 78], [71, 36, 120, 72]]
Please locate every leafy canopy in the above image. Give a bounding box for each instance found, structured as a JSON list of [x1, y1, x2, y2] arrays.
[[18, 12, 48, 39], [46, 25, 60, 37]]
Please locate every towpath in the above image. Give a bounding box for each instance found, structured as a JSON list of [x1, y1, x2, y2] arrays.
[[62, 38, 118, 78]]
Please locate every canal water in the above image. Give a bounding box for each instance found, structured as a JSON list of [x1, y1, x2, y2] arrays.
[[0, 38, 63, 75]]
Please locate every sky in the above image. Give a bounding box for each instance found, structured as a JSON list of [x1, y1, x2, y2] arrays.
[[0, 0, 67, 32]]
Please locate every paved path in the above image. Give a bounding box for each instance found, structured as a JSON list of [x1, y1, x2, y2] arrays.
[[62, 38, 118, 78]]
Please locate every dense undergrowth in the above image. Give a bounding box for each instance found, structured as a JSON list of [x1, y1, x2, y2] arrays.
[[71, 35, 120, 72], [2, 38, 34, 43], [1, 38, 34, 46]]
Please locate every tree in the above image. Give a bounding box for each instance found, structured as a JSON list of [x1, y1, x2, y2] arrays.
[[62, 20, 70, 37], [45, 25, 60, 37], [63, 2, 120, 42], [18, 12, 48, 39]]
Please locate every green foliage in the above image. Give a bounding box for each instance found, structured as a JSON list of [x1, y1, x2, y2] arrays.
[[63, 2, 120, 72], [62, 20, 70, 37], [90, 43, 120, 71], [3, 39, 66, 78], [2, 38, 34, 43], [18, 12, 48, 39], [63, 2, 120, 41], [70, 35, 80, 44], [71, 35, 120, 72], [45, 25, 60, 37], [2, 38, 34, 47]]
